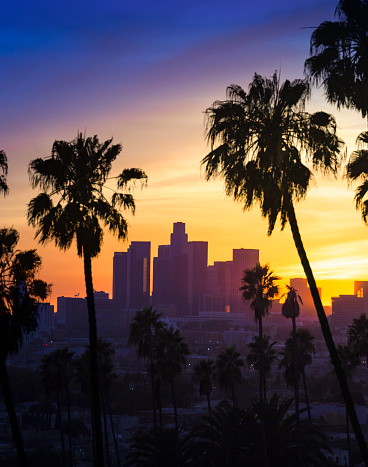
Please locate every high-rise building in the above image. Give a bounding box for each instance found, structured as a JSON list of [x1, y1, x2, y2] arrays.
[[112, 241, 151, 310], [289, 278, 321, 318], [152, 222, 208, 317], [354, 281, 368, 314], [225, 249, 259, 315], [332, 295, 364, 327], [56, 292, 123, 337]]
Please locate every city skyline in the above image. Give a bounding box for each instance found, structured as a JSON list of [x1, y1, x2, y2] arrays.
[[1, 1, 368, 308], [54, 221, 364, 312]]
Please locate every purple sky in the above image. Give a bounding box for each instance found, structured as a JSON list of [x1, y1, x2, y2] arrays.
[[3, 0, 365, 306]]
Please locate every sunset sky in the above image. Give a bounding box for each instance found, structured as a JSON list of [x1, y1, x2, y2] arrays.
[[1, 0, 367, 308]]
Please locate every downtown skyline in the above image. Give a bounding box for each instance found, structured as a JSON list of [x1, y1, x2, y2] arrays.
[[1, 1, 368, 307]]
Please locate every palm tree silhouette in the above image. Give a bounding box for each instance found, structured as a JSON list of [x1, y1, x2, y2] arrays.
[[279, 328, 315, 421], [75, 339, 121, 467], [41, 347, 74, 467], [129, 307, 164, 433], [305, 0, 368, 118], [0, 227, 50, 466], [240, 263, 279, 402], [0, 148, 8, 195], [192, 358, 215, 415], [348, 313, 368, 368], [281, 285, 302, 451], [184, 395, 331, 467], [201, 71, 368, 463], [334, 344, 360, 467], [215, 346, 243, 404], [246, 335, 278, 400], [155, 326, 189, 432], [27, 133, 147, 466]]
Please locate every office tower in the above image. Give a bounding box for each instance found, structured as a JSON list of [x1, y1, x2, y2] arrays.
[[113, 252, 128, 307], [57, 292, 122, 337], [289, 278, 321, 318], [37, 303, 55, 334], [354, 281, 368, 313], [152, 222, 208, 317], [225, 249, 259, 315], [113, 241, 151, 310], [187, 241, 208, 315], [332, 295, 364, 327]]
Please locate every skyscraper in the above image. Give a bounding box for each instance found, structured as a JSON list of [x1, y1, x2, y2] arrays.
[[225, 249, 259, 315], [289, 278, 321, 318], [152, 222, 208, 316], [113, 241, 151, 310]]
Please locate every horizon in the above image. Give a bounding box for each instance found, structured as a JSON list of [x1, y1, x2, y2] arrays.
[[1, 0, 367, 310]]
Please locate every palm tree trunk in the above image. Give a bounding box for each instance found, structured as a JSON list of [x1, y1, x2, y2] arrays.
[[101, 394, 111, 467], [302, 369, 311, 421], [346, 407, 352, 467], [259, 316, 264, 403], [83, 250, 104, 467], [56, 389, 66, 466], [65, 378, 73, 467], [206, 393, 211, 415], [258, 316, 268, 467], [0, 358, 28, 467], [150, 364, 157, 436], [171, 379, 179, 433], [156, 378, 163, 428], [292, 316, 301, 466], [287, 202, 368, 465], [107, 396, 121, 467]]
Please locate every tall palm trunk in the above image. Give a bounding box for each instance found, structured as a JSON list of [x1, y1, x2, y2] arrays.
[[346, 407, 352, 467], [287, 202, 368, 464], [171, 379, 179, 433], [0, 358, 28, 467], [258, 316, 268, 467], [206, 393, 211, 415], [292, 316, 301, 465], [56, 389, 66, 466], [83, 250, 104, 467], [156, 377, 163, 428], [258, 316, 264, 403], [302, 369, 311, 421], [101, 394, 111, 467], [65, 376, 73, 467], [149, 363, 157, 436], [107, 396, 121, 467]]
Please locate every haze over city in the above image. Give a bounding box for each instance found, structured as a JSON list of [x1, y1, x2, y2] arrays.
[[1, 0, 368, 308]]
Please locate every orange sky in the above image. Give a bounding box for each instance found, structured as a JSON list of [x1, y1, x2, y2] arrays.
[[1, 1, 367, 311]]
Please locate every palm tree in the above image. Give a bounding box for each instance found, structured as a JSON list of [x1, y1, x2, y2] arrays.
[[201, 72, 368, 463], [192, 358, 215, 415], [41, 348, 74, 467], [279, 328, 315, 420], [0, 148, 8, 195], [281, 285, 302, 453], [348, 313, 368, 367], [184, 395, 331, 467], [246, 335, 278, 400], [334, 344, 360, 467], [124, 427, 187, 467], [128, 307, 164, 433], [0, 227, 51, 466], [75, 339, 120, 467], [27, 132, 147, 466], [240, 263, 279, 402], [215, 346, 243, 404], [305, 0, 368, 118], [155, 326, 189, 432]]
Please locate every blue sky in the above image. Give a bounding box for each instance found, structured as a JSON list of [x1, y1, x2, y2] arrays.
[[2, 0, 365, 306]]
